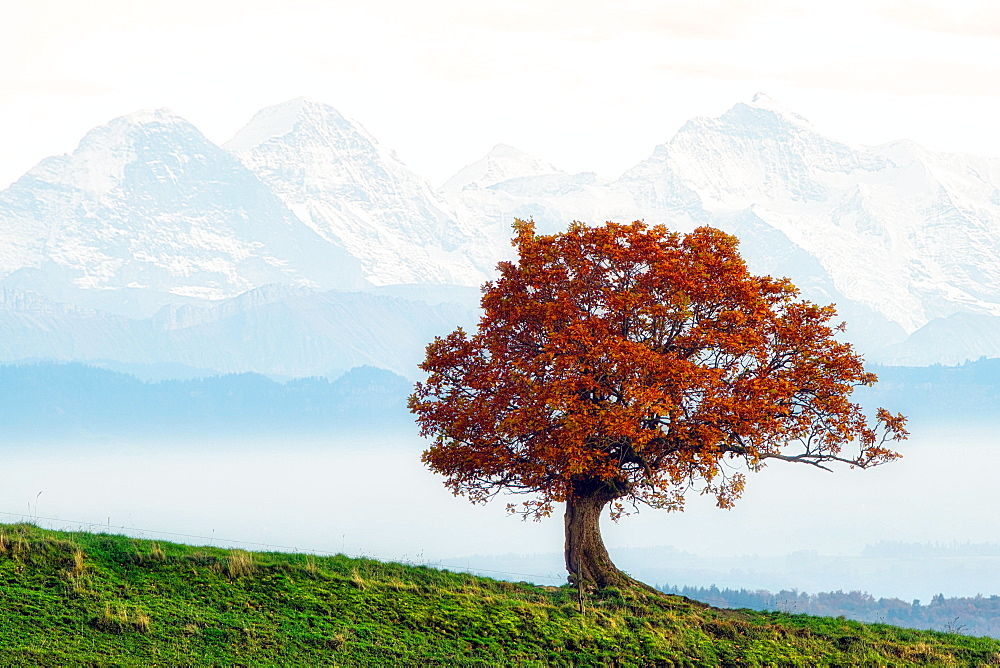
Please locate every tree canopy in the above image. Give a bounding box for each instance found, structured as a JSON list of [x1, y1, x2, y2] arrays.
[[409, 219, 906, 588]]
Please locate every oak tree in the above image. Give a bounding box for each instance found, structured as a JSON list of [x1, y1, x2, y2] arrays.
[[409, 220, 906, 589]]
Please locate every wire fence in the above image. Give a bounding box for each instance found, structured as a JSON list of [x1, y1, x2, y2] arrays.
[[0, 509, 567, 585]]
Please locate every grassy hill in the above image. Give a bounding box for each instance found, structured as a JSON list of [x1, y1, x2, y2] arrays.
[[2, 523, 999, 665]]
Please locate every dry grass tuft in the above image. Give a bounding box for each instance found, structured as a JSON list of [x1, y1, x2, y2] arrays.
[[66, 573, 89, 596], [149, 542, 165, 561], [385, 577, 416, 592], [96, 602, 151, 633], [71, 548, 86, 576], [61, 548, 90, 595], [226, 550, 255, 578], [304, 554, 318, 578], [12, 534, 29, 559], [99, 602, 125, 629], [350, 568, 367, 590], [133, 610, 151, 633]]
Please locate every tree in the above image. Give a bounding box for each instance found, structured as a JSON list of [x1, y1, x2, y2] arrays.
[[409, 220, 906, 590]]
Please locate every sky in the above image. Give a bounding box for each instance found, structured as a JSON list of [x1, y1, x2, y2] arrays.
[[2, 0, 1000, 189]]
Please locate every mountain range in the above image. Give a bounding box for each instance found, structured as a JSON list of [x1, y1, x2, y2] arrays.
[[1, 93, 998, 377]]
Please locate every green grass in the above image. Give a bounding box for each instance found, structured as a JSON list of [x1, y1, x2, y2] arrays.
[[1, 523, 999, 666]]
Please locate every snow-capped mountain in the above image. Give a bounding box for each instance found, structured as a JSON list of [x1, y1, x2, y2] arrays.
[[639, 93, 1000, 335], [2, 94, 1000, 371], [225, 98, 494, 286], [0, 285, 476, 379], [443, 143, 904, 354], [443, 145, 651, 259], [440, 143, 563, 195], [442, 94, 1000, 364], [0, 108, 367, 313]]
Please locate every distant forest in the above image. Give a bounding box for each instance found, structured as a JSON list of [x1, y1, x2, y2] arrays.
[[3, 356, 1000, 441], [663, 583, 1000, 639], [861, 358, 1000, 423], [0, 363, 413, 440]]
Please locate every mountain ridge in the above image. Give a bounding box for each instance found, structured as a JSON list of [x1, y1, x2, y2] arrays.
[[226, 98, 495, 287], [0, 106, 368, 305], [2, 94, 1000, 372]]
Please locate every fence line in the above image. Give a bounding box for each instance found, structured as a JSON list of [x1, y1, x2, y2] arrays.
[[0, 509, 566, 584]]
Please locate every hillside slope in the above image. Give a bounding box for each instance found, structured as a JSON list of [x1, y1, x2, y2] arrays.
[[1, 524, 998, 665]]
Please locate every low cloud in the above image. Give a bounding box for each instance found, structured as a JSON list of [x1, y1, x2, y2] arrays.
[[876, 1, 1000, 39], [784, 59, 1000, 97], [447, 0, 801, 41]]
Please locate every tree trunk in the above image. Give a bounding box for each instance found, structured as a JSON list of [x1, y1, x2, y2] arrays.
[[564, 478, 633, 589]]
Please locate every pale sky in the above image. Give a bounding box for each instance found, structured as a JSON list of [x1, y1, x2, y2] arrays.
[[2, 0, 1000, 189]]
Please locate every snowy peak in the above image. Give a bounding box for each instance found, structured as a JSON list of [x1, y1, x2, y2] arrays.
[[676, 92, 854, 156], [224, 97, 398, 203], [440, 144, 562, 194], [116, 107, 189, 127], [78, 107, 209, 155], [742, 92, 813, 127], [224, 98, 370, 154], [0, 107, 367, 304], [674, 94, 810, 145], [222, 99, 308, 153], [627, 94, 1000, 342], [226, 99, 494, 286], [659, 95, 890, 211], [7, 93, 1000, 369], [76, 107, 192, 146], [24, 108, 210, 199]]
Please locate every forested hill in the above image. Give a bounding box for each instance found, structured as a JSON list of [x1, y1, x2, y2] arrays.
[[5, 357, 1000, 442], [664, 582, 1000, 639], [845, 359, 1000, 425], [0, 363, 413, 440]]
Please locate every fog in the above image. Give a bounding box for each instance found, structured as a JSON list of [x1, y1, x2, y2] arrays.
[[603, 422, 1000, 556], [2, 422, 998, 600], [0, 436, 563, 563]]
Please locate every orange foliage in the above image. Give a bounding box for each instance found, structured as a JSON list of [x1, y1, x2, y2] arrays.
[[409, 220, 906, 520]]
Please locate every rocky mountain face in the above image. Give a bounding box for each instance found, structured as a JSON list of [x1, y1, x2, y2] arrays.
[[225, 98, 494, 287], [446, 94, 1000, 364], [0, 94, 998, 373], [0, 109, 367, 312], [0, 285, 475, 380], [648, 95, 1000, 337]]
